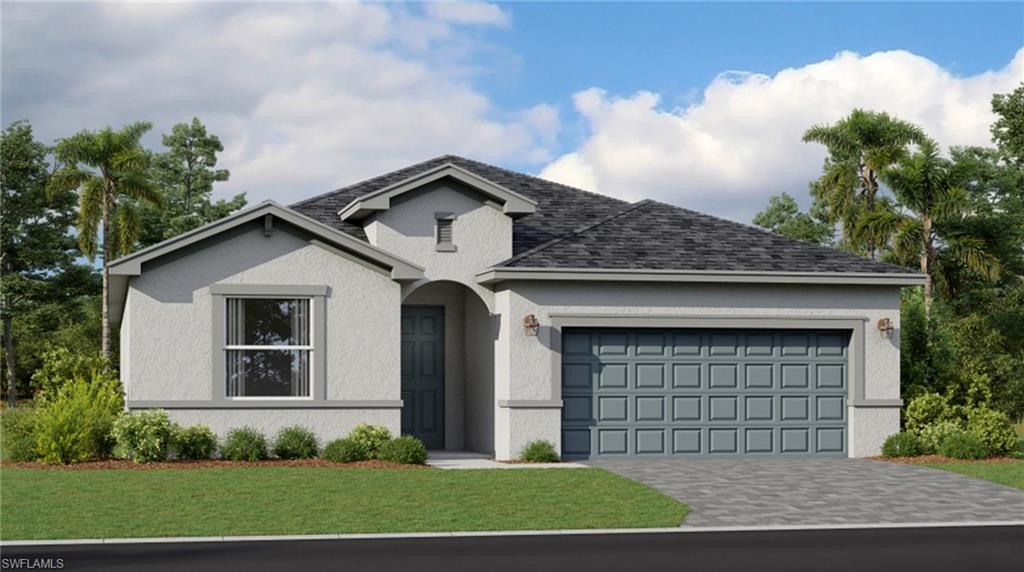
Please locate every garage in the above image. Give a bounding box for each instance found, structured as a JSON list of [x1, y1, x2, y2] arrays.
[[560, 328, 849, 458]]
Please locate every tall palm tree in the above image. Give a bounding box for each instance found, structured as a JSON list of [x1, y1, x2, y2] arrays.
[[856, 138, 1000, 311], [47, 122, 160, 360], [803, 109, 926, 258]]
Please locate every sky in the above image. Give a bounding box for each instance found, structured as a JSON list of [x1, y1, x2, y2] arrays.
[[2, 2, 1022, 222]]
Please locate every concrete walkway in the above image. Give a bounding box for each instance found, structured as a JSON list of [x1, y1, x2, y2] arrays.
[[588, 458, 1024, 527], [426, 451, 587, 470]]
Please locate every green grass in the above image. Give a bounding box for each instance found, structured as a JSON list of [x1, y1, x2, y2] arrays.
[[0, 467, 686, 540], [923, 460, 1024, 490]]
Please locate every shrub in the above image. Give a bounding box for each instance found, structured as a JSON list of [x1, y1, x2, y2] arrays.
[[173, 425, 218, 460], [273, 426, 319, 460], [905, 392, 952, 433], [112, 410, 176, 462], [377, 436, 427, 465], [880, 432, 924, 458], [520, 440, 560, 463], [938, 430, 989, 460], [322, 438, 368, 463], [348, 424, 392, 459], [222, 427, 268, 461], [34, 372, 123, 464], [31, 348, 109, 399], [918, 420, 962, 454], [965, 407, 1017, 456], [0, 407, 39, 461]]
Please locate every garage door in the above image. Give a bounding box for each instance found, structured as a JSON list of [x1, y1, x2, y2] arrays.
[[560, 328, 849, 458]]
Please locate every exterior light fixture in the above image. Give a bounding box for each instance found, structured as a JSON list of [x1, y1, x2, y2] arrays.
[[523, 314, 540, 336], [877, 318, 895, 337]]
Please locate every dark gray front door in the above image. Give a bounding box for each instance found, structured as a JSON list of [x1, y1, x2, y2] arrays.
[[561, 328, 849, 459], [401, 306, 444, 449]]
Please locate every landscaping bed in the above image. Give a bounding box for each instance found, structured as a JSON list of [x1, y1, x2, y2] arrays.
[[0, 466, 687, 540], [0, 459, 423, 471]]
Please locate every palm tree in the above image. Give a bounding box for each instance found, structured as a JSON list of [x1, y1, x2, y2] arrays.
[[803, 109, 927, 258], [855, 138, 1000, 311], [47, 122, 160, 360]]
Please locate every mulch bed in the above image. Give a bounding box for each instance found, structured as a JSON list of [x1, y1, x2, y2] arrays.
[[0, 459, 429, 471], [871, 455, 1022, 464]]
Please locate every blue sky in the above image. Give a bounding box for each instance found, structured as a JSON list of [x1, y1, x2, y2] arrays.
[[2, 2, 1022, 221]]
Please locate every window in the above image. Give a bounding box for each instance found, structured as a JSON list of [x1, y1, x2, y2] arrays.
[[225, 298, 311, 398], [435, 212, 456, 252]]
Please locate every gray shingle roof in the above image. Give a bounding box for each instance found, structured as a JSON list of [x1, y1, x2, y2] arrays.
[[292, 155, 915, 275]]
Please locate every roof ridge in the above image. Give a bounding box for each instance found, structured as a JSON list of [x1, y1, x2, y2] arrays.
[[290, 154, 458, 208], [497, 199, 653, 267]]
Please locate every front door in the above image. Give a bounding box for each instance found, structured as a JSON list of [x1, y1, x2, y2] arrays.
[[400, 306, 445, 449]]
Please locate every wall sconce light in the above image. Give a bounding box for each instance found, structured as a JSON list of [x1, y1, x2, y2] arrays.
[[877, 318, 895, 337], [523, 314, 540, 336]]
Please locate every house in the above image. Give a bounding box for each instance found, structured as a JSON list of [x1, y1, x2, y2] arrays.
[[110, 155, 926, 460]]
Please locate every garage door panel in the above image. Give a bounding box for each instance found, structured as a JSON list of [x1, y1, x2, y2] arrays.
[[561, 328, 848, 459]]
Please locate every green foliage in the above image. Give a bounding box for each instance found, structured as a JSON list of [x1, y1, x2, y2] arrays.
[[30, 348, 108, 398], [272, 426, 319, 460], [34, 372, 123, 463], [173, 425, 217, 460], [348, 424, 392, 459], [965, 407, 1017, 456], [937, 430, 989, 460], [990, 84, 1024, 167], [918, 421, 963, 455], [111, 410, 176, 463], [1, 406, 39, 461], [752, 193, 834, 245], [321, 438, 369, 463], [881, 432, 924, 458], [377, 436, 428, 465], [905, 392, 952, 433], [520, 440, 560, 462], [221, 427, 269, 461]]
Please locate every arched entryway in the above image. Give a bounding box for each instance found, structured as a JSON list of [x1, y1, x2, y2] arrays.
[[401, 280, 496, 454]]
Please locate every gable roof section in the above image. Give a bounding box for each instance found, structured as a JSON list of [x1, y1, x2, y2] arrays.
[[478, 200, 925, 286], [337, 163, 537, 221]]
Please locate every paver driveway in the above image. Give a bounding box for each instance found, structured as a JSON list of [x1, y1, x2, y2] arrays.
[[588, 458, 1024, 527]]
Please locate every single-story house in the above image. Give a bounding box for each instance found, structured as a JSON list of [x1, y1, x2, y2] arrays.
[[111, 155, 926, 460]]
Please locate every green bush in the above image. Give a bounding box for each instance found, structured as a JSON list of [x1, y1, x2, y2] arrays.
[[377, 436, 427, 465], [905, 392, 952, 433], [348, 424, 392, 459], [272, 426, 319, 459], [965, 407, 1017, 456], [881, 432, 924, 458], [173, 425, 217, 460], [30, 348, 109, 399], [34, 372, 123, 464], [520, 440, 560, 462], [918, 420, 962, 454], [221, 427, 268, 461], [938, 430, 990, 460], [321, 438, 368, 463], [1, 407, 39, 461], [112, 410, 176, 462]]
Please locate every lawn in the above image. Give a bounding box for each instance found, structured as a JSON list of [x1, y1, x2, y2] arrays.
[[923, 460, 1024, 490], [0, 466, 687, 540]]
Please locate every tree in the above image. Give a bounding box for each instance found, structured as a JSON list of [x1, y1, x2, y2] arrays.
[[137, 118, 245, 247], [803, 109, 926, 258], [856, 138, 1000, 311], [0, 121, 83, 406], [991, 83, 1024, 168], [47, 122, 160, 360], [752, 193, 834, 245]]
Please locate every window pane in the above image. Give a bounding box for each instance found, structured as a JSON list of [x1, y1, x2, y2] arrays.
[[226, 349, 310, 397], [226, 298, 309, 346]]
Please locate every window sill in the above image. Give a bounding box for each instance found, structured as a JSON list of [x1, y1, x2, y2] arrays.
[[126, 399, 405, 409], [435, 243, 457, 252]]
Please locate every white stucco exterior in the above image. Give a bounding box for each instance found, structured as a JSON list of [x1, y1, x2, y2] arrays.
[[117, 177, 912, 460]]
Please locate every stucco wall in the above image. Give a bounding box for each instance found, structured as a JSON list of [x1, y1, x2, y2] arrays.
[[164, 409, 399, 443], [492, 281, 903, 459], [464, 290, 496, 454], [122, 223, 402, 427]]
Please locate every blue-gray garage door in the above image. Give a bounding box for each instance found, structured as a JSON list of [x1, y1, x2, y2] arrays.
[[560, 329, 849, 458]]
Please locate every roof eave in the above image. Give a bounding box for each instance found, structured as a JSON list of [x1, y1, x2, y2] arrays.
[[476, 267, 929, 286]]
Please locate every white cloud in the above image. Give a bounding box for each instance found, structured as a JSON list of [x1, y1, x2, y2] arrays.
[[0, 2, 547, 203], [540, 49, 1024, 221]]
